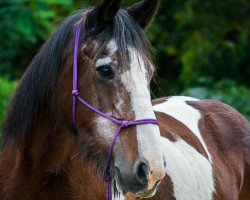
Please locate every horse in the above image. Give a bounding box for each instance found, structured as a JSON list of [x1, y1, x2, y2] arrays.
[[0, 0, 250, 199]]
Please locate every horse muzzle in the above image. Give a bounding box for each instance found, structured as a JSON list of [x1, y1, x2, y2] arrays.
[[115, 157, 165, 198]]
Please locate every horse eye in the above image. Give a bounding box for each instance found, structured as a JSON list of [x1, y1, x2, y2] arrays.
[[96, 65, 114, 79]]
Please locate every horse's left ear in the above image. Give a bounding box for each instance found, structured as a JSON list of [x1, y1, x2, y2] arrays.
[[127, 0, 159, 29], [89, 0, 123, 28]]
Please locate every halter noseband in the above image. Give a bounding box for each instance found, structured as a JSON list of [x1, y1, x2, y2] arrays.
[[72, 20, 159, 200]]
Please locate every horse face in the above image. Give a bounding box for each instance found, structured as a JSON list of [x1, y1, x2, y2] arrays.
[[76, 35, 165, 197], [65, 0, 165, 198]]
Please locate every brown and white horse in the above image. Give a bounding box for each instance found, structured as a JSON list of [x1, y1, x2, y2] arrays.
[[1, 0, 250, 200]]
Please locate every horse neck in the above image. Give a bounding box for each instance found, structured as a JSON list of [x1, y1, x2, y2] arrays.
[[0, 112, 63, 197], [4, 106, 75, 174], [0, 106, 108, 199]]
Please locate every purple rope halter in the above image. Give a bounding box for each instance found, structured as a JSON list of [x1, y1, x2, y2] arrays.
[[72, 20, 159, 200]]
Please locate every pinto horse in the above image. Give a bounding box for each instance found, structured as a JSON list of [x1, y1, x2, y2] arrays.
[[1, 0, 250, 199]]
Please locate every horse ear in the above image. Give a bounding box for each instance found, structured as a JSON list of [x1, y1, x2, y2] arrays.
[[127, 0, 159, 29], [89, 0, 123, 27]]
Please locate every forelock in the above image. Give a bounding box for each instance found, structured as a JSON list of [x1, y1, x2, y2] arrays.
[[93, 9, 152, 65]]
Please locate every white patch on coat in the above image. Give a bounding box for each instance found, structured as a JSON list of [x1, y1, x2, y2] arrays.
[[107, 39, 118, 55], [153, 96, 212, 162], [96, 57, 112, 67], [120, 47, 164, 175], [160, 137, 215, 200], [96, 40, 118, 68], [152, 96, 215, 199], [112, 189, 126, 200], [113, 196, 125, 200], [95, 116, 116, 140]]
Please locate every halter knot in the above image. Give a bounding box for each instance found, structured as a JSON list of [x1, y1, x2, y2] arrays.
[[121, 120, 130, 127], [72, 90, 79, 96]]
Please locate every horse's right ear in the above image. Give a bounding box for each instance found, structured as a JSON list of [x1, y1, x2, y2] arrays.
[[88, 0, 123, 28], [127, 0, 159, 29]]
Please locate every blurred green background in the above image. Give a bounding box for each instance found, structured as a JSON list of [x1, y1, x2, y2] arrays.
[[0, 0, 250, 135]]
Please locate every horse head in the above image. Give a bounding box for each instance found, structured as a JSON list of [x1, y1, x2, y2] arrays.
[[58, 0, 165, 198], [3, 0, 165, 199]]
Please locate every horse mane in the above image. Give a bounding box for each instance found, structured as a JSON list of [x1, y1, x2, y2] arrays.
[[2, 9, 151, 146], [2, 12, 83, 146]]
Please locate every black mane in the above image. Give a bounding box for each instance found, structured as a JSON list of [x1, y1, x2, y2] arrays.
[[2, 9, 151, 146]]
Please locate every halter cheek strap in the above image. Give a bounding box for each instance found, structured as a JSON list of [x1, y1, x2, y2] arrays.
[[72, 20, 159, 200]]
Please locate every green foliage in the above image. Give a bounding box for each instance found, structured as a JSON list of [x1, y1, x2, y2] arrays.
[[184, 79, 250, 120], [148, 0, 250, 91], [0, 0, 74, 78], [0, 0, 250, 120], [148, 0, 250, 119], [0, 77, 16, 135]]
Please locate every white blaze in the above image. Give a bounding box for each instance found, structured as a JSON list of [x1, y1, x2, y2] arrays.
[[121, 47, 162, 161]]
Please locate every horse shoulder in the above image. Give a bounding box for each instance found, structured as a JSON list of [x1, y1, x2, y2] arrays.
[[190, 99, 250, 200], [153, 96, 214, 200], [152, 96, 250, 200]]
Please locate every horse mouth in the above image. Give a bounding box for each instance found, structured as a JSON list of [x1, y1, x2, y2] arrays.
[[124, 182, 160, 199], [114, 167, 160, 199]]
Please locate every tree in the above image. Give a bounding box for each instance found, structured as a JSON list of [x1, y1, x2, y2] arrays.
[[0, 0, 250, 119]]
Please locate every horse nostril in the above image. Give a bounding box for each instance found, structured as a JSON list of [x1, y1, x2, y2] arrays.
[[134, 161, 150, 186]]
